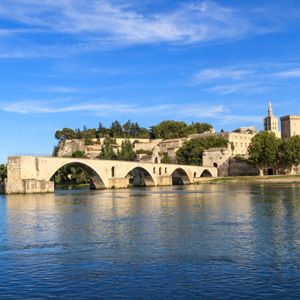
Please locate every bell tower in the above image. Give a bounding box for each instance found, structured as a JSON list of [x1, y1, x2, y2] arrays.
[[264, 102, 280, 137]]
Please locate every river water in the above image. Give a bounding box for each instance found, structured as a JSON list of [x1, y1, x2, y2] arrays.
[[1, 183, 300, 299]]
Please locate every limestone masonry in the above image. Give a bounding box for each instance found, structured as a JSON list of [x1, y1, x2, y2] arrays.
[[5, 156, 217, 194], [281, 115, 300, 139]]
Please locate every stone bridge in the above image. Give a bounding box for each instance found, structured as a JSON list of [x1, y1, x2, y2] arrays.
[[5, 156, 218, 194]]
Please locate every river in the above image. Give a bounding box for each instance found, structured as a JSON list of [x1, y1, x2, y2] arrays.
[[1, 183, 300, 299]]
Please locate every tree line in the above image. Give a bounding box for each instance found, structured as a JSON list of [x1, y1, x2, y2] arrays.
[[55, 120, 213, 142], [248, 132, 300, 175]]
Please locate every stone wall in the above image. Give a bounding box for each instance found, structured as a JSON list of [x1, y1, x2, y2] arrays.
[[228, 158, 260, 176], [5, 156, 55, 194]]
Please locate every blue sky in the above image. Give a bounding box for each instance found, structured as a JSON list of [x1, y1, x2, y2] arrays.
[[1, 0, 300, 163]]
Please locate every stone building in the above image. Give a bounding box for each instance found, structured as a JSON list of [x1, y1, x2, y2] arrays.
[[202, 147, 259, 177], [158, 138, 188, 160], [280, 115, 300, 139], [220, 129, 256, 157], [263, 102, 281, 138], [202, 147, 231, 176]]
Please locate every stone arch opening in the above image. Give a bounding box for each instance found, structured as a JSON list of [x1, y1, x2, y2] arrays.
[[111, 166, 115, 177], [125, 167, 155, 187], [213, 163, 218, 168], [171, 168, 191, 185], [50, 162, 105, 190], [201, 169, 213, 177], [194, 172, 197, 178]]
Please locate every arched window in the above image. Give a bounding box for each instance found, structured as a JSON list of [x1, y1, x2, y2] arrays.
[[159, 167, 162, 175], [153, 167, 156, 174], [165, 167, 167, 174]]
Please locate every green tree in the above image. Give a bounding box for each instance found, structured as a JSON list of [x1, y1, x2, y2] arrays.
[[99, 137, 117, 160], [150, 120, 189, 139], [118, 140, 136, 161], [189, 122, 213, 134], [0, 164, 7, 182], [81, 128, 97, 144], [161, 153, 173, 164], [110, 121, 123, 138], [55, 128, 76, 141], [52, 165, 88, 186], [279, 135, 300, 171], [248, 131, 279, 175], [71, 150, 86, 158], [98, 122, 108, 137], [123, 120, 132, 138], [137, 127, 150, 139], [176, 136, 228, 165]]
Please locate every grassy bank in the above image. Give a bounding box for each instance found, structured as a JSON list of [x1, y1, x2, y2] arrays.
[[206, 175, 300, 184]]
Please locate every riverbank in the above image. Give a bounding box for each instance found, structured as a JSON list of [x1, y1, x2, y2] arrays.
[[206, 175, 300, 184]]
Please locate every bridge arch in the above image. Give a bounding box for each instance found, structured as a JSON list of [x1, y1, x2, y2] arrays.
[[50, 162, 106, 189], [200, 169, 213, 177], [171, 168, 192, 185], [125, 166, 156, 187]]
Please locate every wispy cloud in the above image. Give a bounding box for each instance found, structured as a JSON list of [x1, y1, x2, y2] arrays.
[[219, 114, 263, 125], [0, 99, 226, 119], [1, 101, 140, 114], [180, 104, 228, 118], [0, 0, 285, 57], [210, 83, 271, 95], [276, 69, 300, 78], [0, 99, 263, 126], [195, 68, 251, 81], [192, 62, 300, 95]]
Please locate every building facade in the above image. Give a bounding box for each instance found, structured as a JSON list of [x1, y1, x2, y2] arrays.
[[280, 115, 300, 139], [220, 131, 256, 157]]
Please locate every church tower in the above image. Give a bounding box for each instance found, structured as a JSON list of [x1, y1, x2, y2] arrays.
[[264, 102, 280, 137]]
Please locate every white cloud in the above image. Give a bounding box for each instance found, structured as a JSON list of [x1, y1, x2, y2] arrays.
[[0, 99, 265, 128], [0, 100, 226, 119], [0, 0, 275, 55], [209, 83, 271, 95], [192, 63, 300, 95], [276, 69, 300, 78], [219, 114, 263, 124], [195, 68, 251, 81], [180, 104, 228, 118]]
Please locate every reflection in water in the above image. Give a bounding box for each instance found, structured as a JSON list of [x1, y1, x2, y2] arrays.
[[1, 184, 300, 298]]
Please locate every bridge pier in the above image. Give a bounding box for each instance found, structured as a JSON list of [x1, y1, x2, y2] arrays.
[[157, 175, 172, 186], [109, 177, 129, 189]]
